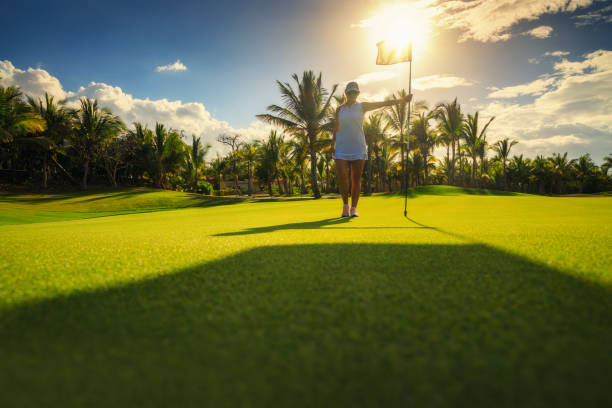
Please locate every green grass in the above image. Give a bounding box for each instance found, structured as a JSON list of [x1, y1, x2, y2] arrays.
[[1, 185, 611, 407], [0, 187, 248, 225]]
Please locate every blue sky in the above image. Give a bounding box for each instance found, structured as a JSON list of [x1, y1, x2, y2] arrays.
[[1, 0, 611, 161]]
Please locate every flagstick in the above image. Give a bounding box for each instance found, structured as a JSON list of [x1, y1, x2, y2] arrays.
[[403, 58, 412, 217]]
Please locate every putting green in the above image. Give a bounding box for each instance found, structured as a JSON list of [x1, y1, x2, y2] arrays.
[[1, 186, 611, 407]]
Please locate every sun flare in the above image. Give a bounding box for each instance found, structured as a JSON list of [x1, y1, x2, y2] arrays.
[[362, 1, 436, 59]]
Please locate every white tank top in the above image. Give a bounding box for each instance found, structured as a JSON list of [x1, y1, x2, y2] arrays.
[[335, 102, 367, 159]]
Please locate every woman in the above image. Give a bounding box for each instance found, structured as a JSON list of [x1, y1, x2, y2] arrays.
[[332, 81, 412, 217]]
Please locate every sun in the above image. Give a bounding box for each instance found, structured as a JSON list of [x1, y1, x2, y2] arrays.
[[362, 1, 436, 59]]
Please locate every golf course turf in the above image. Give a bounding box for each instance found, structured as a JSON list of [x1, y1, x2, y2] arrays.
[[1, 186, 611, 407]]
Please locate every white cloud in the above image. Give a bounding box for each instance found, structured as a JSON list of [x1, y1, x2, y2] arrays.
[[0, 60, 67, 100], [0, 60, 275, 157], [353, 0, 594, 43], [523, 25, 553, 39], [480, 50, 612, 162], [487, 77, 557, 98], [519, 134, 586, 148], [529, 51, 570, 64], [544, 51, 570, 57], [413, 74, 475, 90], [436, 0, 593, 42], [155, 60, 187, 72], [573, 4, 612, 26]]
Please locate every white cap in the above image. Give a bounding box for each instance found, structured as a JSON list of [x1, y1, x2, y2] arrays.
[[345, 81, 359, 93]]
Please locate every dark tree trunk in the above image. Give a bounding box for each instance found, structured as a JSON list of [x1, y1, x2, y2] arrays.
[[451, 138, 456, 185], [42, 154, 48, 189], [234, 172, 240, 195], [247, 163, 253, 196], [308, 132, 321, 199], [300, 171, 306, 194], [82, 159, 89, 190], [400, 134, 405, 192], [424, 153, 429, 186], [366, 152, 373, 195], [472, 155, 477, 187]]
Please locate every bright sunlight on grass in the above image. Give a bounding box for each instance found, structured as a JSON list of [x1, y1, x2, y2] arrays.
[[1, 186, 611, 407]]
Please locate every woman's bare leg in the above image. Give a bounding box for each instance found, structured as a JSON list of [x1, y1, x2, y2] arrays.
[[335, 159, 349, 204], [349, 159, 365, 208]]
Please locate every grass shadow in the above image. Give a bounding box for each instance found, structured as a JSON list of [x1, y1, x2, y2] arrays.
[[1, 243, 611, 407], [211, 217, 434, 237]]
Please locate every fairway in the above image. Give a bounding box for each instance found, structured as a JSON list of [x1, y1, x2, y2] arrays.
[[1, 186, 611, 407]]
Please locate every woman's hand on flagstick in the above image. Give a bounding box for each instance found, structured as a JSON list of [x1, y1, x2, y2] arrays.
[[403, 94, 413, 103]]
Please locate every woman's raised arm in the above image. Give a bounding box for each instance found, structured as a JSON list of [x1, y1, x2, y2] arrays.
[[361, 93, 412, 113]]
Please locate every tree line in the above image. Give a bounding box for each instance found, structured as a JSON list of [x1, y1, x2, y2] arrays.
[[1, 71, 611, 196]]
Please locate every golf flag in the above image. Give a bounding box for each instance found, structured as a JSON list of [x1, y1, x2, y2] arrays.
[[376, 40, 412, 65]]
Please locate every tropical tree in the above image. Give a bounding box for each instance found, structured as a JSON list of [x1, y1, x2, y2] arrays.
[[384, 89, 411, 190], [258, 130, 283, 196], [186, 134, 211, 191], [287, 130, 310, 194], [210, 152, 227, 191], [602, 154, 612, 176], [239, 141, 259, 195], [363, 112, 389, 194], [462, 111, 494, 187], [410, 111, 438, 185], [123, 122, 155, 185], [435, 98, 464, 185], [378, 142, 398, 192], [491, 137, 518, 190], [573, 153, 595, 193], [549, 152, 574, 194], [256, 70, 338, 199], [72, 97, 125, 189], [26, 92, 76, 187], [508, 154, 530, 192], [530, 155, 551, 194], [0, 86, 46, 182]]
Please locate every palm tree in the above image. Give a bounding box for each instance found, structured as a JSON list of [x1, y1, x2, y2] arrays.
[[508, 154, 530, 192], [210, 152, 227, 191], [152, 122, 168, 188], [491, 138, 518, 190], [406, 151, 425, 187], [574, 153, 595, 193], [384, 89, 412, 191], [26, 92, 76, 188], [287, 131, 310, 194], [0, 86, 46, 143], [72, 97, 125, 189], [530, 155, 550, 194], [462, 112, 495, 187], [239, 141, 259, 195], [378, 142, 398, 192], [277, 139, 293, 195], [363, 112, 389, 194], [435, 98, 463, 185], [410, 111, 438, 185], [259, 130, 283, 196], [549, 152, 574, 194], [125, 122, 155, 184], [187, 134, 211, 192], [602, 154, 612, 176], [0, 86, 46, 180], [256, 70, 338, 199]]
